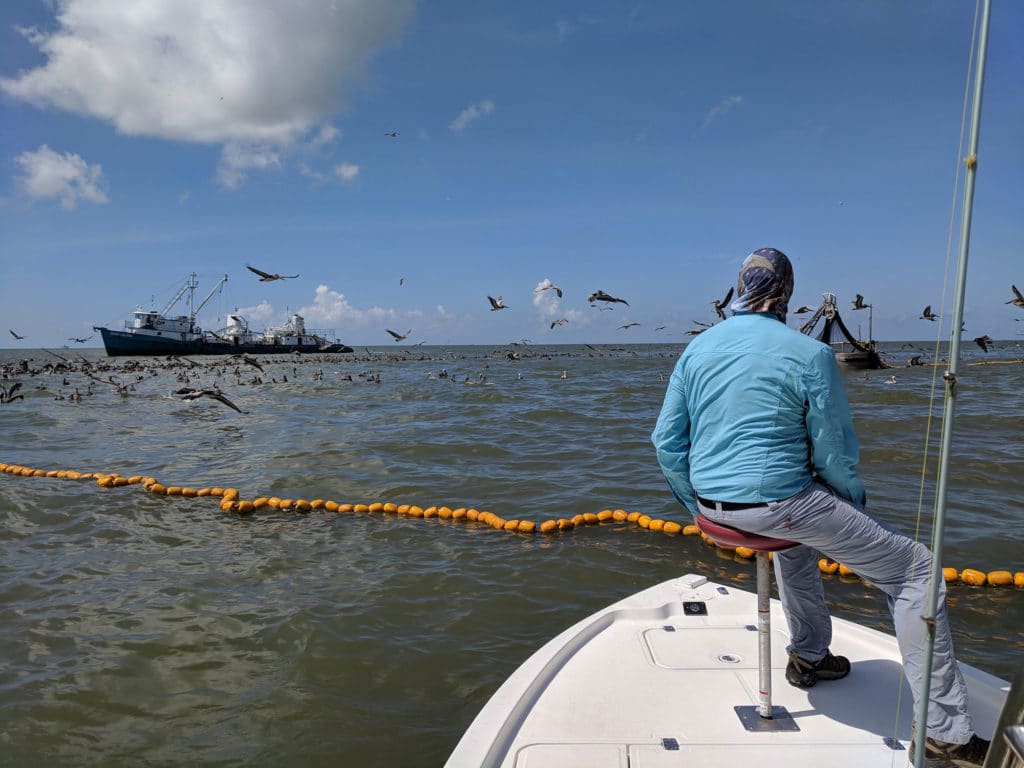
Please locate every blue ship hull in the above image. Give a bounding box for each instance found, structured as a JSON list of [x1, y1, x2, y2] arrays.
[[96, 327, 352, 357]]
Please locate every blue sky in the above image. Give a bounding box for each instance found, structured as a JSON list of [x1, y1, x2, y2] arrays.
[[1, 1, 1021, 349]]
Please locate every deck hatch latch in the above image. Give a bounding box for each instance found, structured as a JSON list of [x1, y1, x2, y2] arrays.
[[682, 601, 707, 616], [661, 738, 680, 751]]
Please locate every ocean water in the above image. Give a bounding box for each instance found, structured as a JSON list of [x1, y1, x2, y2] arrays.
[[1, 341, 1022, 767]]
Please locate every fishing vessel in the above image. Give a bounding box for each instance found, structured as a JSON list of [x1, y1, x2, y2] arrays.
[[798, 291, 885, 369], [448, 3, 1021, 766], [93, 273, 353, 357]]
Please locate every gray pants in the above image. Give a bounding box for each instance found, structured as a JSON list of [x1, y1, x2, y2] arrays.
[[697, 481, 974, 743]]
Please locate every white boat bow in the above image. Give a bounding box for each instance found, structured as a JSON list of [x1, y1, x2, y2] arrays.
[[446, 574, 1008, 768]]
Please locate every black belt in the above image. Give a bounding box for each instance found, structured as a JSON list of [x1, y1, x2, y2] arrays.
[[696, 495, 764, 511]]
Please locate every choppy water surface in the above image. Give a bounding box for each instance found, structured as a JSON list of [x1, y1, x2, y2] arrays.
[[2, 342, 1022, 767]]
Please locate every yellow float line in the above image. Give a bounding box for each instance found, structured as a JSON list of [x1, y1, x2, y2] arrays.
[[3, 461, 1022, 589]]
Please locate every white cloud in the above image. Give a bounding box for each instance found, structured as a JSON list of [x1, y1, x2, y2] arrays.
[[308, 124, 341, 149], [450, 99, 496, 132], [13, 144, 109, 209], [217, 142, 281, 188], [532, 279, 561, 318], [334, 163, 359, 181], [703, 95, 743, 128], [2, 1, 414, 182], [231, 299, 276, 327]]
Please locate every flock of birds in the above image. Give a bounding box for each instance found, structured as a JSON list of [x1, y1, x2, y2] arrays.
[[6, 263, 1023, 352], [844, 288, 1022, 353]]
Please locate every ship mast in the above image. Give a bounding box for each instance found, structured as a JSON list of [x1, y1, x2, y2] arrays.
[[911, 1, 990, 765]]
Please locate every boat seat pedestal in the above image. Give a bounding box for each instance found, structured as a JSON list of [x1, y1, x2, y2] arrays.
[[696, 512, 801, 732]]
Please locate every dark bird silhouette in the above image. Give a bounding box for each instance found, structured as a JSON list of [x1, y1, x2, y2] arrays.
[[619, 323, 640, 330], [1007, 285, 1024, 309], [174, 387, 246, 413], [794, 305, 815, 315], [852, 294, 869, 310], [908, 355, 925, 366], [535, 283, 563, 299], [399, 276, 406, 285], [230, 354, 264, 372], [246, 264, 299, 281], [1, 382, 24, 403], [588, 289, 628, 306], [920, 305, 939, 321], [487, 295, 508, 311], [68, 335, 93, 343], [973, 335, 993, 352], [385, 131, 399, 137], [9, 329, 25, 340], [654, 325, 667, 331], [711, 287, 734, 320], [386, 328, 411, 342], [550, 319, 568, 329]]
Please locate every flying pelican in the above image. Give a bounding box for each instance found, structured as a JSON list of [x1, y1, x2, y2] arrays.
[[487, 295, 508, 311], [1, 382, 24, 403], [386, 328, 412, 342], [385, 131, 399, 137], [9, 329, 25, 340], [619, 323, 641, 330], [1007, 285, 1024, 309], [852, 294, 869, 310], [654, 325, 667, 331], [229, 354, 264, 372], [535, 283, 564, 299], [920, 305, 939, 321], [587, 289, 629, 306], [794, 305, 815, 315], [174, 387, 246, 413], [550, 319, 568, 329], [246, 264, 299, 281], [68, 335, 93, 343], [973, 335, 993, 352], [711, 287, 734, 320]]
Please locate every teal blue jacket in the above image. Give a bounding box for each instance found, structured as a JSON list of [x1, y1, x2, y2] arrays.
[[652, 312, 866, 516]]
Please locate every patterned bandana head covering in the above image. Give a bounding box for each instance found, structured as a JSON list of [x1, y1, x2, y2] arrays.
[[729, 247, 794, 322]]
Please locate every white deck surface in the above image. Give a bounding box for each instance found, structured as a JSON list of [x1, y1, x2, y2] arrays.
[[446, 574, 1008, 768]]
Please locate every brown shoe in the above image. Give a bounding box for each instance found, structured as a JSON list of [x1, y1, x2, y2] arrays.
[[908, 733, 990, 767]]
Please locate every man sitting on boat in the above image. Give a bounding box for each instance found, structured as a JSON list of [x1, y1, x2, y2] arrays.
[[652, 247, 990, 767]]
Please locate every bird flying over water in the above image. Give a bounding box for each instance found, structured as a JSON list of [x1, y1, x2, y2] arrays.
[[487, 295, 508, 311], [619, 323, 640, 330], [9, 329, 25, 340], [246, 264, 299, 281], [550, 319, 568, 329], [386, 328, 412, 342], [1, 382, 24, 403], [535, 282, 563, 299], [68, 335, 93, 343], [385, 131, 399, 137], [588, 289, 628, 306], [852, 294, 869, 310], [794, 305, 815, 315], [1007, 285, 1024, 309], [174, 387, 246, 413], [229, 354, 264, 372], [711, 287, 734, 320], [974, 335, 993, 352], [920, 305, 939, 321]]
